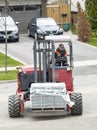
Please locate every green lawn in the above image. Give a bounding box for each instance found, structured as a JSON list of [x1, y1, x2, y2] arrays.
[[0, 52, 23, 67], [88, 38, 97, 47], [0, 52, 23, 80], [0, 70, 17, 80], [71, 25, 97, 47]]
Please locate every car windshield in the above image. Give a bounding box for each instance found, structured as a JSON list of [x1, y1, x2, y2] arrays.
[[37, 18, 57, 27], [0, 17, 15, 26]]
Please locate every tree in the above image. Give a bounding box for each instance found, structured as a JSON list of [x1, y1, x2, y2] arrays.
[[85, 0, 97, 30], [77, 2, 91, 42]]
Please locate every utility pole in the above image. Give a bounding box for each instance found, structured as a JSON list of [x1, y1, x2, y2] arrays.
[[5, 0, 9, 73], [41, 0, 47, 17]]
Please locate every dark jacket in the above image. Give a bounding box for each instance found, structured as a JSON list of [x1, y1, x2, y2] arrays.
[[55, 48, 67, 59], [54, 48, 68, 66]]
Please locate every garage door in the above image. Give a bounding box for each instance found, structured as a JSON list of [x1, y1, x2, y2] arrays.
[[9, 10, 41, 34]]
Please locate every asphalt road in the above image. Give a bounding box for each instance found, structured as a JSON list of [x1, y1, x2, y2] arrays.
[[0, 33, 97, 76], [0, 33, 97, 130], [0, 75, 97, 130]]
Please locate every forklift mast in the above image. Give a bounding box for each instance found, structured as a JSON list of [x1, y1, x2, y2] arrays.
[[33, 39, 55, 83], [33, 35, 73, 83]]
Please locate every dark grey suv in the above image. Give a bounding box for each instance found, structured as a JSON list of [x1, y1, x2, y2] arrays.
[[27, 17, 63, 39]]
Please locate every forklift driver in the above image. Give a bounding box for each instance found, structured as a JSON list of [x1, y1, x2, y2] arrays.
[[55, 44, 68, 66]]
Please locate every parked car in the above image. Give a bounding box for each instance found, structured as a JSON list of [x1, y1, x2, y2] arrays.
[[27, 17, 63, 39], [0, 15, 19, 42]]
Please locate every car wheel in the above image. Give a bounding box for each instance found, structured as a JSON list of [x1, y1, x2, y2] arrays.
[[28, 29, 31, 37]]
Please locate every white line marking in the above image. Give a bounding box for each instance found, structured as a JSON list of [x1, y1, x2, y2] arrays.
[[74, 60, 97, 67]]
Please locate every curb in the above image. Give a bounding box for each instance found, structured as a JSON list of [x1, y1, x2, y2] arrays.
[[0, 80, 17, 84]]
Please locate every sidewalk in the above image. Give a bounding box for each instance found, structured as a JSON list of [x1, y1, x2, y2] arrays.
[[0, 67, 16, 71]]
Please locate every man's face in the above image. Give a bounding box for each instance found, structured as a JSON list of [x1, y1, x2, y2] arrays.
[[59, 45, 64, 50]]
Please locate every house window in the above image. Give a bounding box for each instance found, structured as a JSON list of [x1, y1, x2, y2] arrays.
[[25, 5, 40, 11], [47, 0, 59, 5], [10, 6, 24, 11], [62, 0, 68, 4], [9, 5, 41, 11]]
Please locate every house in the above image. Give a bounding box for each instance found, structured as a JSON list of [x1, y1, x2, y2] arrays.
[[47, 0, 71, 28], [0, 0, 42, 33], [47, 0, 85, 24], [0, 0, 85, 33], [71, 0, 85, 24], [71, 0, 85, 12], [0, 0, 71, 33]]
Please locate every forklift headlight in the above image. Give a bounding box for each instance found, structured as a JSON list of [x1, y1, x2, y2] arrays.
[[16, 66, 23, 73], [67, 66, 73, 71]]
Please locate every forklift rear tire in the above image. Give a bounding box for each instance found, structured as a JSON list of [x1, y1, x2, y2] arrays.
[[8, 95, 21, 118], [71, 93, 83, 115]]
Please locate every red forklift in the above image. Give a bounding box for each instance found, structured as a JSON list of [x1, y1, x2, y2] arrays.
[[8, 33, 83, 117]]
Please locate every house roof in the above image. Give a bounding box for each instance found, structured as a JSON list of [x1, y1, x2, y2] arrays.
[[0, 0, 41, 6]]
